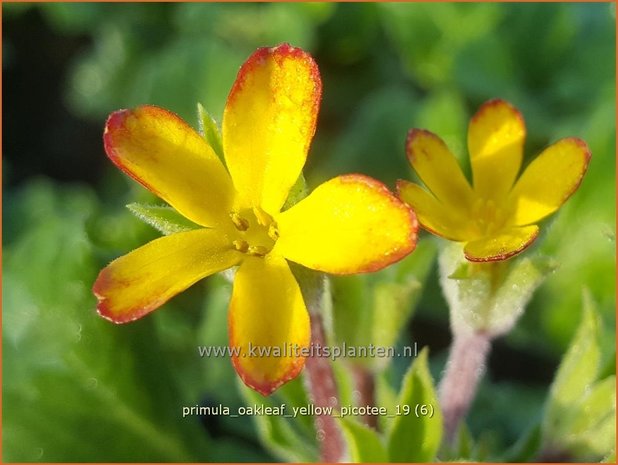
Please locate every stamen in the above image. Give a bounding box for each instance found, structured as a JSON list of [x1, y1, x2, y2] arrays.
[[268, 223, 280, 240], [230, 212, 249, 231], [232, 240, 249, 253], [247, 245, 269, 257], [252, 206, 271, 227]]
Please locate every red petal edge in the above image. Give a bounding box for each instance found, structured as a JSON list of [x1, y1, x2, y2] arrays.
[[228, 305, 307, 396], [330, 173, 419, 274], [92, 265, 163, 324], [103, 105, 197, 199], [225, 43, 323, 160]]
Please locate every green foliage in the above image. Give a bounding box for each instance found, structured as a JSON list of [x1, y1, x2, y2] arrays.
[[380, 3, 503, 89], [441, 422, 496, 462], [238, 380, 318, 463], [451, 423, 475, 461], [332, 239, 436, 371], [127, 203, 201, 235], [3, 2, 615, 462], [36, 3, 332, 123], [197, 102, 224, 161], [544, 296, 601, 421], [602, 450, 616, 463], [281, 173, 309, 211], [386, 349, 442, 462], [328, 350, 444, 463], [339, 417, 388, 462], [3, 181, 210, 462], [542, 293, 616, 461]]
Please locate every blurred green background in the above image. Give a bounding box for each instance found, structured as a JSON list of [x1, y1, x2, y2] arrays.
[[3, 2, 615, 462]]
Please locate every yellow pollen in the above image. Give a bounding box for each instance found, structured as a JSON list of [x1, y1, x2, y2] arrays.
[[230, 212, 249, 231], [247, 245, 269, 257], [268, 223, 280, 240], [232, 240, 249, 253], [228, 208, 278, 258]]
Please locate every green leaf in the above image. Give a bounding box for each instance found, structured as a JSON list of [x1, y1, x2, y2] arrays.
[[238, 383, 318, 462], [371, 239, 436, 352], [567, 376, 616, 456], [598, 347, 616, 378], [386, 348, 442, 462], [448, 261, 470, 280], [126, 203, 202, 235], [372, 280, 422, 349], [197, 102, 224, 161], [544, 292, 601, 429], [339, 418, 388, 462], [432, 424, 475, 461], [486, 254, 556, 336], [451, 423, 475, 460], [375, 371, 399, 432], [282, 173, 309, 211], [3, 181, 210, 462], [567, 375, 615, 436], [332, 350, 359, 409], [542, 292, 615, 460]]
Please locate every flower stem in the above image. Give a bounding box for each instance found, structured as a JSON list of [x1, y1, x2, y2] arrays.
[[294, 266, 346, 462], [304, 312, 346, 462], [438, 330, 492, 446], [351, 364, 378, 429]]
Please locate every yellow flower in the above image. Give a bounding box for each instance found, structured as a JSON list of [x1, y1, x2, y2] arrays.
[[397, 99, 590, 262], [93, 44, 417, 395]]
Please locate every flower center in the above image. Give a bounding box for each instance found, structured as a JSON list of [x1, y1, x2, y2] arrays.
[[473, 198, 508, 236], [228, 207, 278, 257]]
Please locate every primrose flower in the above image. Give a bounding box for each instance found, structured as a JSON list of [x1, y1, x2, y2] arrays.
[[93, 44, 417, 395], [397, 99, 590, 262]]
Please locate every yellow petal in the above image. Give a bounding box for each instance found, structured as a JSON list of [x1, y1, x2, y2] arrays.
[[509, 137, 591, 226], [397, 180, 476, 241], [406, 129, 475, 213], [93, 229, 241, 323], [275, 174, 417, 274], [463, 225, 539, 262], [468, 99, 526, 201], [229, 255, 310, 396], [222, 44, 321, 215], [104, 105, 235, 228]]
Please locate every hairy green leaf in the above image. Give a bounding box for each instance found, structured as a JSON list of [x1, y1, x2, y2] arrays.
[[238, 383, 318, 462], [339, 417, 387, 462], [197, 102, 224, 161], [387, 348, 442, 462], [544, 293, 601, 428], [542, 292, 615, 460], [127, 203, 202, 235], [439, 242, 553, 337]]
